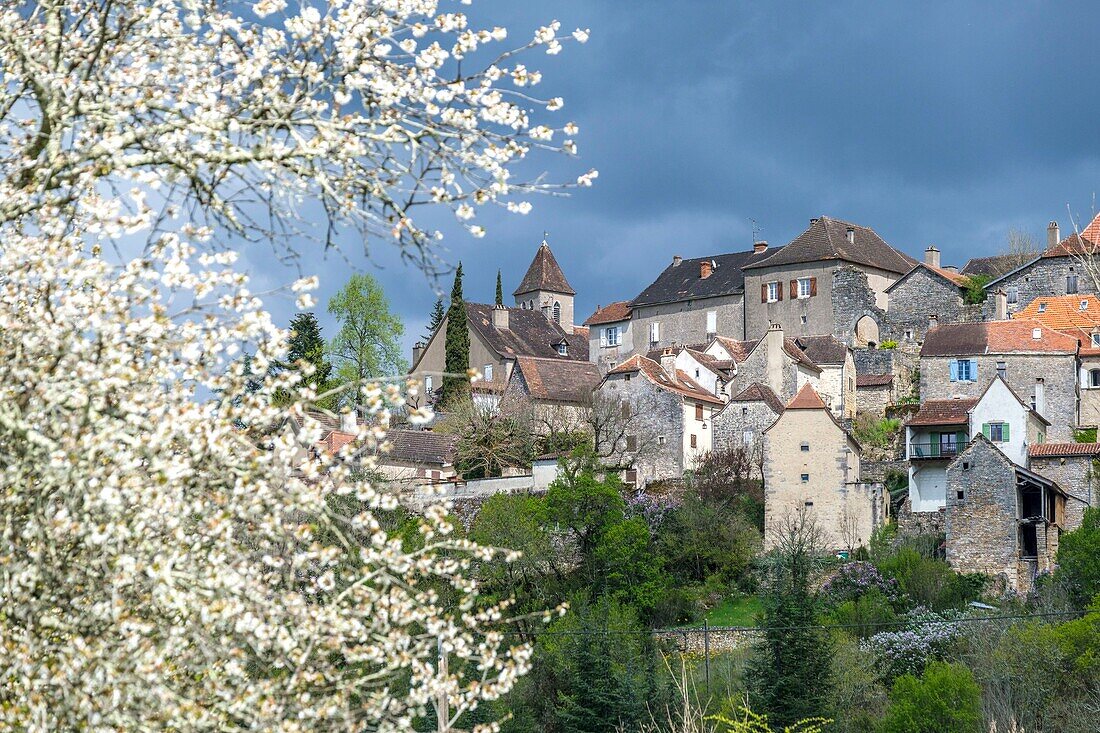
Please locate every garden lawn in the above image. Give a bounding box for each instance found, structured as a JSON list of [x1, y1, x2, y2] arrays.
[[682, 596, 762, 628]]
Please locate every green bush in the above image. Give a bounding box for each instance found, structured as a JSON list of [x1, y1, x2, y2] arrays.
[[830, 589, 898, 639], [1055, 507, 1100, 609], [875, 543, 985, 611], [1073, 427, 1097, 443], [878, 339, 898, 349], [878, 661, 983, 733], [852, 415, 902, 450], [962, 275, 991, 305]]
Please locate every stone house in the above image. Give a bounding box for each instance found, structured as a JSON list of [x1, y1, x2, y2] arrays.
[[983, 217, 1100, 316], [960, 253, 1025, 281], [762, 384, 885, 551], [945, 436, 1068, 595], [1027, 442, 1100, 532], [885, 246, 974, 344], [584, 300, 634, 374], [1013, 294, 1100, 428], [919, 320, 1079, 439], [741, 216, 918, 346], [645, 346, 733, 400], [706, 325, 819, 406], [627, 243, 779, 351], [905, 376, 1049, 515], [712, 382, 784, 456], [594, 351, 723, 487], [502, 356, 602, 435], [791, 334, 857, 418], [855, 373, 896, 416]]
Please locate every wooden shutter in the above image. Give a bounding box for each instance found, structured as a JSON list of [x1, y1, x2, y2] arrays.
[[930, 431, 940, 457], [690, 434, 697, 448], [949, 361, 958, 382], [982, 423, 991, 440], [777, 283, 783, 301], [810, 277, 818, 296], [1002, 423, 1010, 442], [761, 283, 767, 302], [970, 359, 978, 380], [790, 280, 798, 299], [695, 403, 704, 420]]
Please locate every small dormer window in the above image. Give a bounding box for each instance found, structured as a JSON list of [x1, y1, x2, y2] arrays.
[[1032, 328, 1042, 339], [1038, 303, 1047, 313], [557, 342, 568, 356], [1092, 333, 1100, 348], [1082, 300, 1090, 311]]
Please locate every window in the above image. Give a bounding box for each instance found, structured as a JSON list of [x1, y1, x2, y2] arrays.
[[553, 301, 561, 323], [695, 404, 704, 421], [690, 434, 698, 448], [741, 407, 748, 416], [957, 490, 965, 501], [657, 435, 666, 445], [602, 326, 621, 347], [1007, 287, 1019, 304], [996, 361, 1006, 380], [800, 442, 810, 452], [1038, 303, 1047, 313], [1083, 300, 1090, 311], [483, 364, 493, 381], [650, 322, 660, 345], [625, 469, 638, 486], [621, 400, 631, 418], [625, 435, 637, 451], [797, 277, 812, 298], [801, 315, 808, 325], [766, 281, 780, 302], [1091, 369, 1100, 388], [695, 368, 700, 378], [804, 500, 814, 507], [801, 473, 810, 483], [557, 342, 568, 356], [904, 329, 913, 340], [962, 461, 970, 470], [424, 375, 433, 393], [984, 422, 1009, 443], [1068, 274, 1079, 294], [706, 310, 717, 336], [743, 430, 754, 445], [1092, 333, 1100, 348], [951, 359, 977, 382]]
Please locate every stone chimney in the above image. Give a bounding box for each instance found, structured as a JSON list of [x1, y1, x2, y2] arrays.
[[660, 346, 677, 375], [928, 314, 938, 332], [1048, 221, 1060, 249], [763, 323, 785, 395], [672, 255, 682, 267], [700, 260, 713, 279], [412, 341, 425, 366], [754, 241, 768, 254], [491, 303, 509, 330], [846, 227, 855, 244], [993, 289, 1007, 321], [943, 265, 958, 273], [340, 410, 357, 434], [924, 245, 940, 269]]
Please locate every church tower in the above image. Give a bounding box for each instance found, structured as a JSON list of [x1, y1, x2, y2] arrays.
[[513, 238, 576, 332]]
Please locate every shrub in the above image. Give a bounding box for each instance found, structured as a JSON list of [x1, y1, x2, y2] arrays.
[[875, 544, 984, 610], [852, 416, 902, 450], [962, 275, 991, 305], [878, 661, 983, 733], [878, 339, 898, 349], [822, 562, 901, 606], [1054, 507, 1100, 609], [861, 607, 961, 681]]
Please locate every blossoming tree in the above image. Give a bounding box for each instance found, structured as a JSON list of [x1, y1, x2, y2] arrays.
[[0, 1, 589, 728]]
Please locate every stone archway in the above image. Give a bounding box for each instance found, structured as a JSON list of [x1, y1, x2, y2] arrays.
[[854, 315, 880, 348]]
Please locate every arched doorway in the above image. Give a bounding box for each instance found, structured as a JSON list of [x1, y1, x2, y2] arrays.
[[854, 315, 880, 348]]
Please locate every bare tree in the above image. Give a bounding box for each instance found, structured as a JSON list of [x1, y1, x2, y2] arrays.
[[1005, 228, 1042, 269], [435, 397, 536, 479]]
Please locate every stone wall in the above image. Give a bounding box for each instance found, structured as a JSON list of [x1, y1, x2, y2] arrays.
[[724, 329, 800, 403], [857, 384, 893, 417], [984, 256, 1097, 318], [895, 497, 947, 537], [886, 267, 968, 342], [945, 439, 1021, 591], [920, 353, 1078, 440], [712, 399, 778, 456], [595, 371, 685, 486], [1028, 454, 1099, 532], [832, 266, 890, 346], [630, 292, 746, 352]]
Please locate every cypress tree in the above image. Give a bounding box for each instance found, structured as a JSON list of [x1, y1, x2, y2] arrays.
[[440, 263, 470, 407], [425, 298, 445, 342], [495, 269, 504, 306]]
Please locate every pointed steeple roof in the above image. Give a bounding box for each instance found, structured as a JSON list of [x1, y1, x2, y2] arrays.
[[513, 240, 575, 296], [786, 383, 828, 410]]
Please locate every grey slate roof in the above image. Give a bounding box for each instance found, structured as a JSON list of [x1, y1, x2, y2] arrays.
[[959, 254, 1023, 279], [792, 335, 848, 365], [631, 247, 782, 307], [513, 242, 575, 296], [386, 429, 458, 466], [467, 302, 589, 361], [513, 356, 601, 403], [742, 216, 917, 275], [729, 382, 785, 414]]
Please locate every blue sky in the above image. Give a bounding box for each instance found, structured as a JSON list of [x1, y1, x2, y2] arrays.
[[250, 1, 1100, 359]]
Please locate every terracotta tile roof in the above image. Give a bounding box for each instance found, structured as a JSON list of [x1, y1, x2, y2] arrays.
[[466, 302, 589, 361], [573, 326, 589, 338], [786, 383, 828, 410], [631, 247, 782, 307], [607, 354, 723, 404], [792, 335, 848, 365], [729, 382, 785, 414], [513, 242, 575, 296], [684, 348, 733, 376], [513, 356, 601, 403], [743, 216, 918, 275], [920, 320, 1079, 357], [857, 373, 894, 388], [783, 338, 822, 372], [960, 254, 1026, 279], [1082, 212, 1100, 242], [712, 336, 758, 362], [886, 262, 969, 293], [1013, 296, 1100, 351], [1042, 230, 1100, 259], [584, 300, 631, 325], [1029, 442, 1100, 458], [906, 398, 978, 426]]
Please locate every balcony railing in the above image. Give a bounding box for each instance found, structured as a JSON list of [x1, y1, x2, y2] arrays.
[[909, 440, 969, 459]]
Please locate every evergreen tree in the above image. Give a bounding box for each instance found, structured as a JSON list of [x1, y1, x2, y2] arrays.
[[424, 298, 446, 342], [556, 627, 637, 733], [285, 312, 332, 391], [440, 263, 470, 407], [495, 269, 504, 306]]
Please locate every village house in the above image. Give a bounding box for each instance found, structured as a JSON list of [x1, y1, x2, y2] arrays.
[[983, 216, 1100, 316], [627, 243, 778, 352], [885, 246, 974, 343], [945, 436, 1068, 595], [960, 253, 1025, 281], [594, 351, 723, 487], [855, 373, 897, 416], [1028, 442, 1100, 531], [905, 375, 1049, 515], [741, 216, 918, 346], [409, 242, 589, 406], [762, 384, 884, 551], [584, 300, 633, 374], [1014, 294, 1100, 428], [919, 320, 1079, 439], [711, 382, 784, 456], [501, 356, 602, 434], [790, 334, 856, 418]]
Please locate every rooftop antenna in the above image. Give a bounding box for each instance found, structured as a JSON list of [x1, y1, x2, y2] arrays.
[[749, 218, 761, 244]]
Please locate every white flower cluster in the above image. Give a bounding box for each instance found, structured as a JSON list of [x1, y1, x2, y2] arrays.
[[0, 0, 582, 728]]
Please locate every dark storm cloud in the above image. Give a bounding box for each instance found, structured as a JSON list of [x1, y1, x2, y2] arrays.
[[252, 1, 1100, 359]]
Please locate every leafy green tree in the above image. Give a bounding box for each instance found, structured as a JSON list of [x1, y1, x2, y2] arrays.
[[424, 297, 446, 343], [1055, 506, 1100, 608], [469, 493, 560, 613], [656, 490, 761, 590], [326, 274, 406, 392], [878, 662, 982, 733], [495, 269, 504, 306], [748, 512, 833, 728], [440, 263, 470, 406]]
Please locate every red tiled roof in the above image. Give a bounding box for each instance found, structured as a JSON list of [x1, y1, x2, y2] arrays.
[[857, 373, 894, 388], [1029, 442, 1100, 458], [1014, 295, 1100, 331], [711, 336, 758, 363], [921, 320, 1079, 357], [1042, 231, 1100, 259], [607, 354, 723, 405], [729, 382, 785, 414], [584, 300, 631, 325], [906, 398, 978, 426], [513, 356, 601, 403], [786, 384, 828, 410]]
